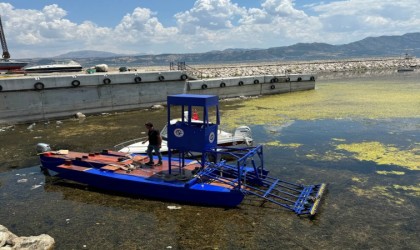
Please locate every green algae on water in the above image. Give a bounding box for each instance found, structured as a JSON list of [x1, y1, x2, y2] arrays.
[[393, 184, 420, 197], [350, 186, 406, 205], [305, 150, 347, 162], [221, 81, 420, 129], [336, 141, 420, 171], [264, 140, 302, 148], [351, 177, 369, 183], [376, 171, 405, 176]]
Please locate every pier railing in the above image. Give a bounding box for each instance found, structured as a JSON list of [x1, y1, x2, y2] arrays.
[[170, 61, 204, 79]]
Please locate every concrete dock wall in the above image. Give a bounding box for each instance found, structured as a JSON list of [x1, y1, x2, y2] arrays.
[[0, 71, 315, 124], [185, 74, 317, 97], [0, 71, 188, 91], [186, 76, 264, 97]]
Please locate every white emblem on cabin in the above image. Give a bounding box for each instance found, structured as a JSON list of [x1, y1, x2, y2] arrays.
[[209, 132, 215, 143], [174, 128, 184, 137]]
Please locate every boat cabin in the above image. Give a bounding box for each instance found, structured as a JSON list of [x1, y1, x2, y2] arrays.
[[167, 94, 220, 172]]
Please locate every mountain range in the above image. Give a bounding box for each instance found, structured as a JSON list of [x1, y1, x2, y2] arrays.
[[28, 32, 420, 67], [55, 50, 129, 58]]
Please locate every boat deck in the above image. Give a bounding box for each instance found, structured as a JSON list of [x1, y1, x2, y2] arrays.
[[48, 150, 236, 188]]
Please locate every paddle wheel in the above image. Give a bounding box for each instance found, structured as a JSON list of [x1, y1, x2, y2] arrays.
[[166, 94, 326, 216]]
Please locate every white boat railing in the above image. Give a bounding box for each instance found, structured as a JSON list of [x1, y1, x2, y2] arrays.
[[113, 136, 147, 151], [113, 125, 253, 153]]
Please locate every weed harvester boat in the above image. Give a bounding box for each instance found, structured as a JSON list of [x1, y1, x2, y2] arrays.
[[38, 94, 326, 216]]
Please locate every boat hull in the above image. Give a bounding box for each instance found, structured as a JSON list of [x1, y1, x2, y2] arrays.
[[24, 66, 82, 73], [40, 154, 244, 207], [0, 61, 28, 71]]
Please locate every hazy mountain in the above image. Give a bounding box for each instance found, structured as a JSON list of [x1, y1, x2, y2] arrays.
[[27, 32, 420, 67], [337, 32, 420, 57], [55, 50, 128, 58]]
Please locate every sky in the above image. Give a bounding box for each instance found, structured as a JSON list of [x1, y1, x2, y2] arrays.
[[0, 0, 419, 59]]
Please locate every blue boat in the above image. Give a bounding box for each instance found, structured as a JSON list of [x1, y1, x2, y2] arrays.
[[39, 150, 244, 207], [38, 94, 326, 216]]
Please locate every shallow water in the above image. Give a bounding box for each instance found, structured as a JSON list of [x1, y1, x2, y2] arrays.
[[0, 70, 419, 249]]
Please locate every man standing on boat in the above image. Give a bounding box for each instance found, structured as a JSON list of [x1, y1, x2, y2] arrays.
[[143, 122, 163, 166]]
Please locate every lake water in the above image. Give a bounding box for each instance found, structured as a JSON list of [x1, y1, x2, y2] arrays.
[[0, 69, 419, 249]]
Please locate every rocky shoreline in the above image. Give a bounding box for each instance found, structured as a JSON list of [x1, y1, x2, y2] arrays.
[[130, 57, 419, 79], [5, 57, 416, 80], [0, 225, 54, 250]]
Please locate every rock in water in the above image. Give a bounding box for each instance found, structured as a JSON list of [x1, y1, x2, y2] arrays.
[[75, 112, 86, 119], [151, 104, 164, 110], [27, 123, 36, 131], [12, 235, 55, 250], [0, 224, 55, 249]]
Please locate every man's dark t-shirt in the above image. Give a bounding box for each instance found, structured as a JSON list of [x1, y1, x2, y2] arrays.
[[148, 129, 160, 146]]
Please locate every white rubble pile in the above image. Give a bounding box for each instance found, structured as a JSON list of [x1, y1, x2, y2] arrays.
[[186, 57, 419, 78]]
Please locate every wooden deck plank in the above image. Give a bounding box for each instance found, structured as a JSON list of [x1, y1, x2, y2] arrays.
[[58, 164, 91, 171], [101, 165, 121, 171]]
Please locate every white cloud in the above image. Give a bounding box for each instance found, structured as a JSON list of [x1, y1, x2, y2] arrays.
[[364, 16, 389, 27], [174, 0, 323, 51], [0, 4, 178, 57], [2, 4, 82, 51], [239, 8, 269, 25], [42, 4, 67, 20], [115, 7, 178, 44], [175, 0, 246, 33], [0, 0, 419, 58], [262, 0, 306, 17], [311, 0, 420, 42]]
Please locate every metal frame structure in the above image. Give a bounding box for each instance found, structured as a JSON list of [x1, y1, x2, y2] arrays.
[[203, 145, 326, 216], [167, 94, 220, 173], [0, 15, 10, 59], [166, 94, 326, 216]]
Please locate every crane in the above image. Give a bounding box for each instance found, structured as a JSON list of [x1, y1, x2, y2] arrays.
[[0, 15, 27, 72], [0, 15, 11, 60]]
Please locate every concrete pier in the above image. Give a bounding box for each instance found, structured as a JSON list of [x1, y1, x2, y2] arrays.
[[0, 71, 315, 124]]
